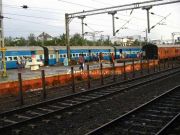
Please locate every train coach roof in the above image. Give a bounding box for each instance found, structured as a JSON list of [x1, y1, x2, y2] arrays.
[[46, 46, 113, 50], [114, 46, 141, 49], [46, 45, 142, 50], [157, 44, 180, 47], [6, 46, 43, 51]]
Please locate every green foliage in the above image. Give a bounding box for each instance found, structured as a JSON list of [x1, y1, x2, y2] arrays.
[[70, 33, 85, 46], [5, 37, 27, 46], [4, 33, 113, 46]]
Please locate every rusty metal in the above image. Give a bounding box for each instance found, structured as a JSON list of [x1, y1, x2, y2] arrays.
[[164, 59, 166, 69], [140, 59, 143, 76], [123, 61, 126, 80], [87, 64, 91, 89], [18, 73, 24, 105], [158, 61, 161, 71], [100, 63, 104, 85], [153, 59, 156, 72], [132, 59, 135, 78], [41, 70, 46, 100], [71, 67, 75, 92], [147, 59, 150, 74], [112, 62, 116, 82]]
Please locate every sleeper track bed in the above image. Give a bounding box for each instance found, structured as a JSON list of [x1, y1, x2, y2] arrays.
[[0, 67, 180, 133], [86, 86, 180, 135]]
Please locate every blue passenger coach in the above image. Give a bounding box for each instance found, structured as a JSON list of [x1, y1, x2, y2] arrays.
[[4, 46, 141, 69]]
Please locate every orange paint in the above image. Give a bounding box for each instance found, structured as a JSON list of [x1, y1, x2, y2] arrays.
[[0, 60, 158, 96]]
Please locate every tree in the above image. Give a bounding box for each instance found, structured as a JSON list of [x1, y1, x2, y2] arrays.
[[14, 37, 26, 46], [70, 33, 85, 46], [4, 37, 13, 46], [28, 33, 37, 46]]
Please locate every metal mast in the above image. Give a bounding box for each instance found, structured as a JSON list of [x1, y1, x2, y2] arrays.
[[0, 0, 7, 77], [65, 0, 180, 63]]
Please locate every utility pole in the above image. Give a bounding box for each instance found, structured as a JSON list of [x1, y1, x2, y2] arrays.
[[65, 13, 71, 65], [0, 0, 7, 77], [78, 16, 85, 39], [108, 11, 117, 36], [142, 6, 152, 33], [145, 29, 148, 43]]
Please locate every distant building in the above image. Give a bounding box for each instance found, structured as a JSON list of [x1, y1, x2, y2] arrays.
[[37, 32, 53, 41], [112, 35, 143, 46], [151, 40, 161, 45]]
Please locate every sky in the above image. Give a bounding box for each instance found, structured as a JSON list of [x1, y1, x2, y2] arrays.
[[2, 0, 180, 41]]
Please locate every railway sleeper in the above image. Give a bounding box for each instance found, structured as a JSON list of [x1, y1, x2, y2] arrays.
[[2, 119, 17, 124], [151, 106, 179, 111], [130, 117, 163, 125], [47, 105, 64, 110], [26, 110, 43, 116], [114, 126, 156, 135], [73, 97, 89, 102], [155, 102, 180, 107], [36, 107, 54, 112], [14, 114, 31, 119], [64, 100, 81, 104], [144, 109, 178, 115]]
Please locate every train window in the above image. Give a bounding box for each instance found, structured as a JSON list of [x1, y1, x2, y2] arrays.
[[73, 54, 75, 57], [7, 57, 12, 61], [63, 54, 66, 58], [39, 55, 43, 59], [60, 55, 63, 58], [14, 57, 17, 61], [76, 54, 78, 57], [50, 55, 53, 59]]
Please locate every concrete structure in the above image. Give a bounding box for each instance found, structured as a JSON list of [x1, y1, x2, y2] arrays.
[[112, 35, 143, 46], [37, 32, 53, 41]]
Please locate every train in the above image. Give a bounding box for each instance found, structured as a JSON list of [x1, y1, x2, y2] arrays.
[[142, 43, 180, 60], [0, 43, 180, 69], [0, 45, 141, 69]]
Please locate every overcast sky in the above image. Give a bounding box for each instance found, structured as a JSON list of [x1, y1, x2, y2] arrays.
[[2, 0, 180, 40]]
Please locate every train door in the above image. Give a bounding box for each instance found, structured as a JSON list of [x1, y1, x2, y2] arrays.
[[55, 50, 59, 63], [88, 50, 91, 62], [31, 51, 36, 56], [43, 47, 49, 66], [119, 49, 122, 59]]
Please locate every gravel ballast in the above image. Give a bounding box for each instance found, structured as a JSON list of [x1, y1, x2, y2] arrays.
[[5, 71, 180, 135]]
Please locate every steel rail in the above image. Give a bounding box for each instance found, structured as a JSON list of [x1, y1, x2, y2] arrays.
[[155, 113, 180, 135], [85, 85, 180, 135], [0, 66, 180, 133]]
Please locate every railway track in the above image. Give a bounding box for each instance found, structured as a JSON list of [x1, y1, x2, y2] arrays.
[[86, 85, 180, 135], [0, 67, 180, 133], [156, 112, 180, 135]]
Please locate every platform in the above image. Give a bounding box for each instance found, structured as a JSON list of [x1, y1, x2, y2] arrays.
[[0, 61, 138, 83]]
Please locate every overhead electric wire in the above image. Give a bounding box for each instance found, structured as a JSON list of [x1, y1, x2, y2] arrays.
[[2, 4, 67, 15], [91, 0, 114, 6], [84, 23, 96, 32], [58, 0, 96, 9], [3, 12, 63, 21], [5, 17, 63, 28]]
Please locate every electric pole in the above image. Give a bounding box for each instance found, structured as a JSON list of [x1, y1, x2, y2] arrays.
[[108, 11, 117, 36], [142, 6, 152, 33], [65, 13, 71, 65], [78, 16, 85, 39], [0, 0, 7, 77]]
